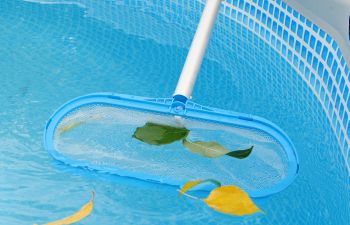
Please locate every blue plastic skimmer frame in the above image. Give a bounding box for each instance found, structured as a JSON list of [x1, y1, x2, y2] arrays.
[[44, 0, 299, 198], [44, 92, 299, 198]]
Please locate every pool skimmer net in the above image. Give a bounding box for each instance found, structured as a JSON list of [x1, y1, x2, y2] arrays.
[[44, 0, 298, 198]]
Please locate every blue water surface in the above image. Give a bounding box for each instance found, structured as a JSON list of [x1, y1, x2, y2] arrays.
[[0, 0, 349, 224]]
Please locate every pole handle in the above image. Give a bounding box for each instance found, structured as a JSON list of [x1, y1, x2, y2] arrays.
[[173, 0, 222, 101]]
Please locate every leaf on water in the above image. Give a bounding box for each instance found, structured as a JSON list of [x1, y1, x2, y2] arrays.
[[182, 139, 253, 159], [34, 192, 95, 225], [203, 186, 261, 216], [132, 122, 189, 145], [225, 146, 254, 159], [178, 179, 221, 196]]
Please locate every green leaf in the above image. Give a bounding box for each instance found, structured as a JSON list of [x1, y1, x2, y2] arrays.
[[182, 139, 253, 159], [226, 146, 254, 159], [132, 122, 189, 146]]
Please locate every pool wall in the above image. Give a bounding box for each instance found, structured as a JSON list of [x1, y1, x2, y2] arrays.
[[216, 0, 350, 173], [285, 0, 350, 67]]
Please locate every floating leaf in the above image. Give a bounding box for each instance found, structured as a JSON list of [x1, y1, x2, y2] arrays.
[[182, 139, 253, 159], [226, 146, 254, 159], [178, 179, 221, 196], [34, 192, 94, 225], [179, 180, 261, 216], [203, 186, 261, 216], [132, 122, 189, 145]]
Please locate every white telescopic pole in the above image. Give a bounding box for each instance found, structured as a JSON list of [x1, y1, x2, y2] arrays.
[[173, 0, 222, 100]]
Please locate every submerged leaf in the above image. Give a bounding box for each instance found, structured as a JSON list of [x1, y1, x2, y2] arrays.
[[178, 179, 221, 196], [203, 186, 261, 216], [132, 122, 189, 145], [57, 121, 86, 136], [56, 114, 102, 136], [182, 139, 229, 158], [35, 192, 94, 225], [225, 146, 254, 159], [182, 139, 253, 159]]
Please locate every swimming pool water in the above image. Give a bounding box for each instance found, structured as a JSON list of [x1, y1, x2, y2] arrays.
[[0, 0, 349, 224]]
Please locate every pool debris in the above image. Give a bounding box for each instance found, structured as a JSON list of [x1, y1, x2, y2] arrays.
[[133, 122, 253, 159], [34, 192, 94, 225], [132, 122, 189, 145], [178, 180, 261, 216], [182, 139, 253, 159]]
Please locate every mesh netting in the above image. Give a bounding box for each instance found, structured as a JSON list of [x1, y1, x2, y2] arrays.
[[53, 104, 289, 192]]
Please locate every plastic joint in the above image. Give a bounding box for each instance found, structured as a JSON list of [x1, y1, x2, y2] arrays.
[[170, 95, 188, 114]]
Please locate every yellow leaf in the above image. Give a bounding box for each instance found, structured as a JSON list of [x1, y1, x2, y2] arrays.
[[178, 180, 203, 196], [35, 192, 95, 225], [178, 179, 221, 196], [57, 114, 101, 136], [57, 121, 86, 136], [203, 186, 261, 216]]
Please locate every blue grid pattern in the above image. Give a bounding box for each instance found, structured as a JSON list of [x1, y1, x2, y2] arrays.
[[218, 0, 350, 172]]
